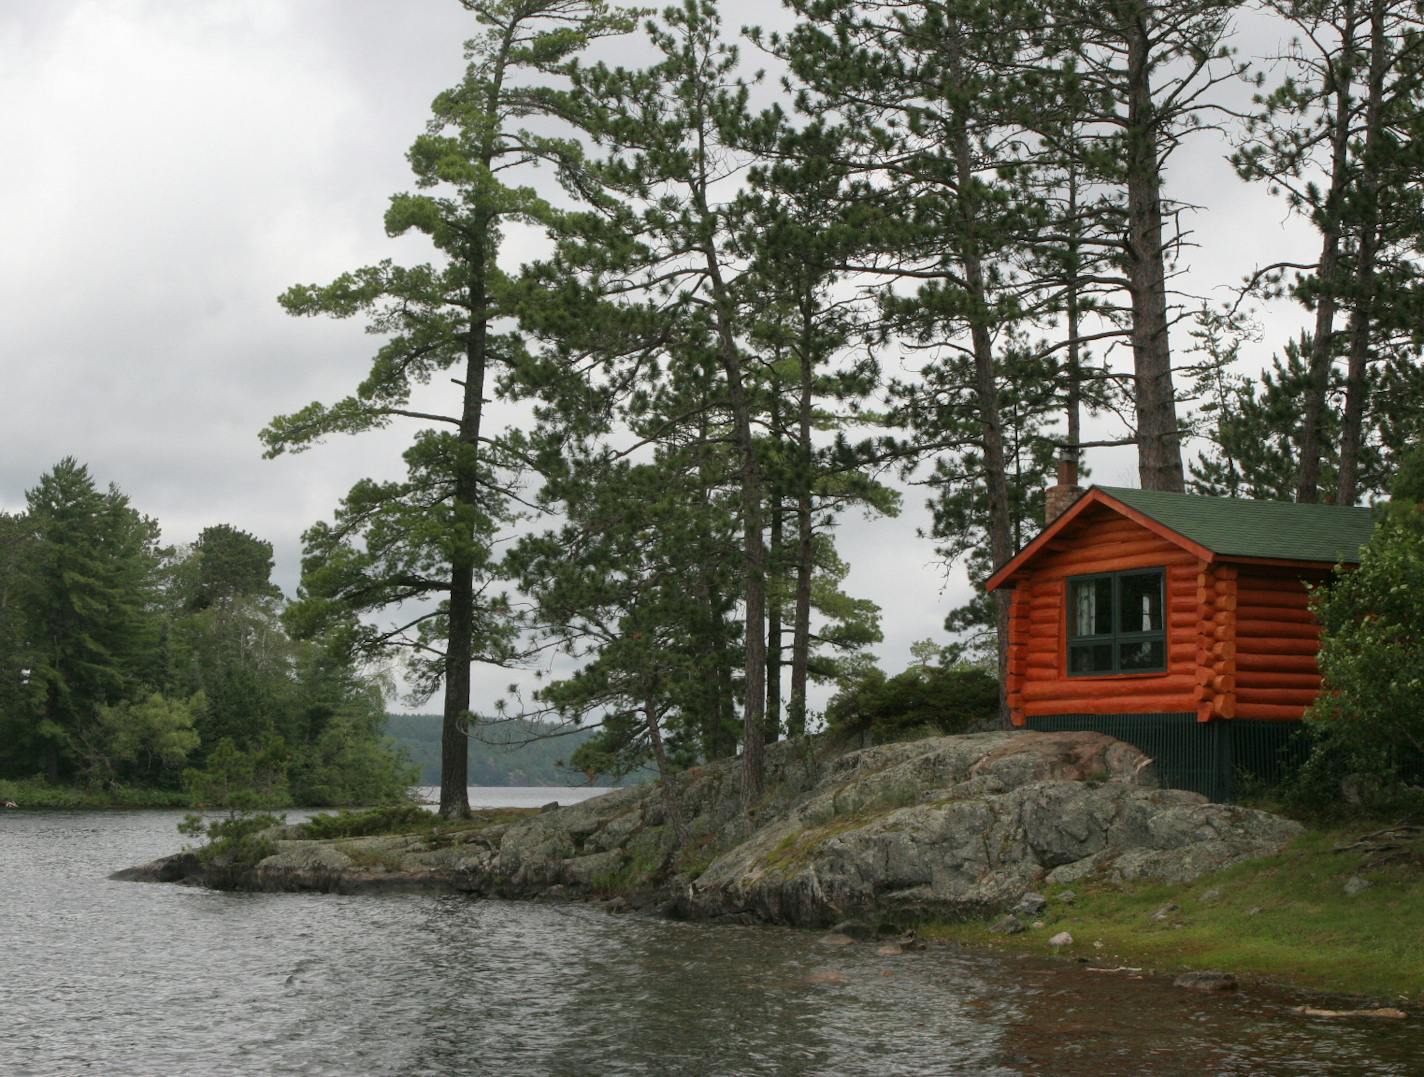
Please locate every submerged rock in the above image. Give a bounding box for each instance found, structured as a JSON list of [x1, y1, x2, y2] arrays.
[[113, 730, 1303, 930], [1174, 971, 1238, 993]]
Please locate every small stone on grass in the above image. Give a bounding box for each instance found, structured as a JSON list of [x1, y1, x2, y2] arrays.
[[1013, 891, 1047, 916]]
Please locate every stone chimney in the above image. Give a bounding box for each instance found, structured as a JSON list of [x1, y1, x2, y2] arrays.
[[1045, 447, 1084, 524]]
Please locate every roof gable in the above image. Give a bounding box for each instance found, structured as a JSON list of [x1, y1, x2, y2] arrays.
[[986, 486, 1376, 591]]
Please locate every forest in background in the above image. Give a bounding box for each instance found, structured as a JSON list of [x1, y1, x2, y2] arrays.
[[0, 459, 414, 807], [262, 0, 1422, 818]]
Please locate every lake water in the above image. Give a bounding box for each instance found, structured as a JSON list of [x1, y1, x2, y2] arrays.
[[4, 790, 1422, 1075]]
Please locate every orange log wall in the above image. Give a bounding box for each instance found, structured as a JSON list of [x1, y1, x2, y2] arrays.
[[1006, 505, 1200, 725], [1003, 504, 1331, 726], [1230, 567, 1329, 720]]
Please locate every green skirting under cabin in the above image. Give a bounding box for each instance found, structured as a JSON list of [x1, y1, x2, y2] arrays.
[[1026, 713, 1310, 802]]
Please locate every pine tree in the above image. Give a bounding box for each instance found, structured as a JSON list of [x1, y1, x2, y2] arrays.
[[536, 0, 781, 803], [740, 119, 890, 739], [1234, 0, 1424, 503], [19, 459, 163, 781], [263, 0, 632, 818], [1037, 0, 1248, 491], [510, 452, 737, 843], [774, 0, 1066, 697]]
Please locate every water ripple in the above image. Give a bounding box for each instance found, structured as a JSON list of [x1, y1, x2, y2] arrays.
[[3, 805, 1420, 1075]]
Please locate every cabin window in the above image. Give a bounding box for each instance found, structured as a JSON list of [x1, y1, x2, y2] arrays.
[[1067, 569, 1165, 675]]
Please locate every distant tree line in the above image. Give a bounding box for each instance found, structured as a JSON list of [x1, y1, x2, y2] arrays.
[[384, 714, 618, 787], [266, 0, 1423, 818], [0, 458, 414, 807]]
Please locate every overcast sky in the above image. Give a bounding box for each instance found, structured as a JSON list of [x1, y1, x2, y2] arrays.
[[0, 1, 1314, 715]]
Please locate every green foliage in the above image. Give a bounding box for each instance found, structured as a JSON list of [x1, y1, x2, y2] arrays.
[[1188, 333, 1387, 500], [83, 692, 201, 787], [294, 711, 419, 806], [13, 458, 165, 781], [825, 662, 1000, 742], [178, 811, 285, 866], [1289, 453, 1424, 816], [0, 463, 415, 807], [263, 0, 638, 816], [0, 777, 192, 809], [177, 525, 281, 611], [299, 801, 431, 840], [183, 735, 293, 810]]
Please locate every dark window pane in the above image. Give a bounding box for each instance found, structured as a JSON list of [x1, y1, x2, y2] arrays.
[[1118, 572, 1163, 634], [1118, 639, 1165, 671], [1070, 642, 1114, 673], [1070, 578, 1114, 638]]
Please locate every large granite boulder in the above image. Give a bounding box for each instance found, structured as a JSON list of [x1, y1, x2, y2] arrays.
[[115, 730, 1303, 927], [682, 731, 1300, 926]]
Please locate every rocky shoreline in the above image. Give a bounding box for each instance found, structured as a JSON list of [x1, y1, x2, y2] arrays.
[[114, 730, 1303, 930]]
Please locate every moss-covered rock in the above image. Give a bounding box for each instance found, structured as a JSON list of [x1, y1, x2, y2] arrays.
[[115, 730, 1301, 927]]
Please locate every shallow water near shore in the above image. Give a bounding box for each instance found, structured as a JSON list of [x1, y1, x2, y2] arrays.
[[4, 793, 1422, 1075]]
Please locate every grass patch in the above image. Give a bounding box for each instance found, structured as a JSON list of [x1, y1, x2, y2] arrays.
[[299, 802, 433, 839], [922, 825, 1424, 1001], [0, 778, 194, 810], [298, 802, 535, 842], [343, 846, 410, 871]]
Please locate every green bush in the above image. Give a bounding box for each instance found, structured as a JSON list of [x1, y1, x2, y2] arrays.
[[292, 714, 419, 807], [1288, 455, 1424, 818], [299, 801, 432, 840], [826, 663, 1000, 741], [182, 735, 293, 810], [178, 811, 286, 865]]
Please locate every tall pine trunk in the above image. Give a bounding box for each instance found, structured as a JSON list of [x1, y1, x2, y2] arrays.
[[1296, 1, 1358, 503], [440, 242, 489, 819], [766, 454, 783, 744], [949, 48, 1014, 724], [1065, 163, 1083, 453], [1338, 0, 1385, 505], [704, 251, 768, 807], [788, 304, 815, 740], [1124, 5, 1185, 492]]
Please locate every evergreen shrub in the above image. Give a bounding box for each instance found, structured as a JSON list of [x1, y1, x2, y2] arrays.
[[826, 664, 999, 741]]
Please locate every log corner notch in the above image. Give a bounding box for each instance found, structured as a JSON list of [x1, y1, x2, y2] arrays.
[[986, 485, 1375, 729], [1194, 562, 1237, 723]]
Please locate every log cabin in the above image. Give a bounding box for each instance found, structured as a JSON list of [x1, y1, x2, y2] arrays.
[[985, 469, 1377, 799]]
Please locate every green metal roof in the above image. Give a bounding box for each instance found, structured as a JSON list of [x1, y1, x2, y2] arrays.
[[1097, 486, 1377, 564]]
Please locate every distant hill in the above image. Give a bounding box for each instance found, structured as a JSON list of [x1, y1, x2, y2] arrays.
[[384, 715, 622, 787]]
